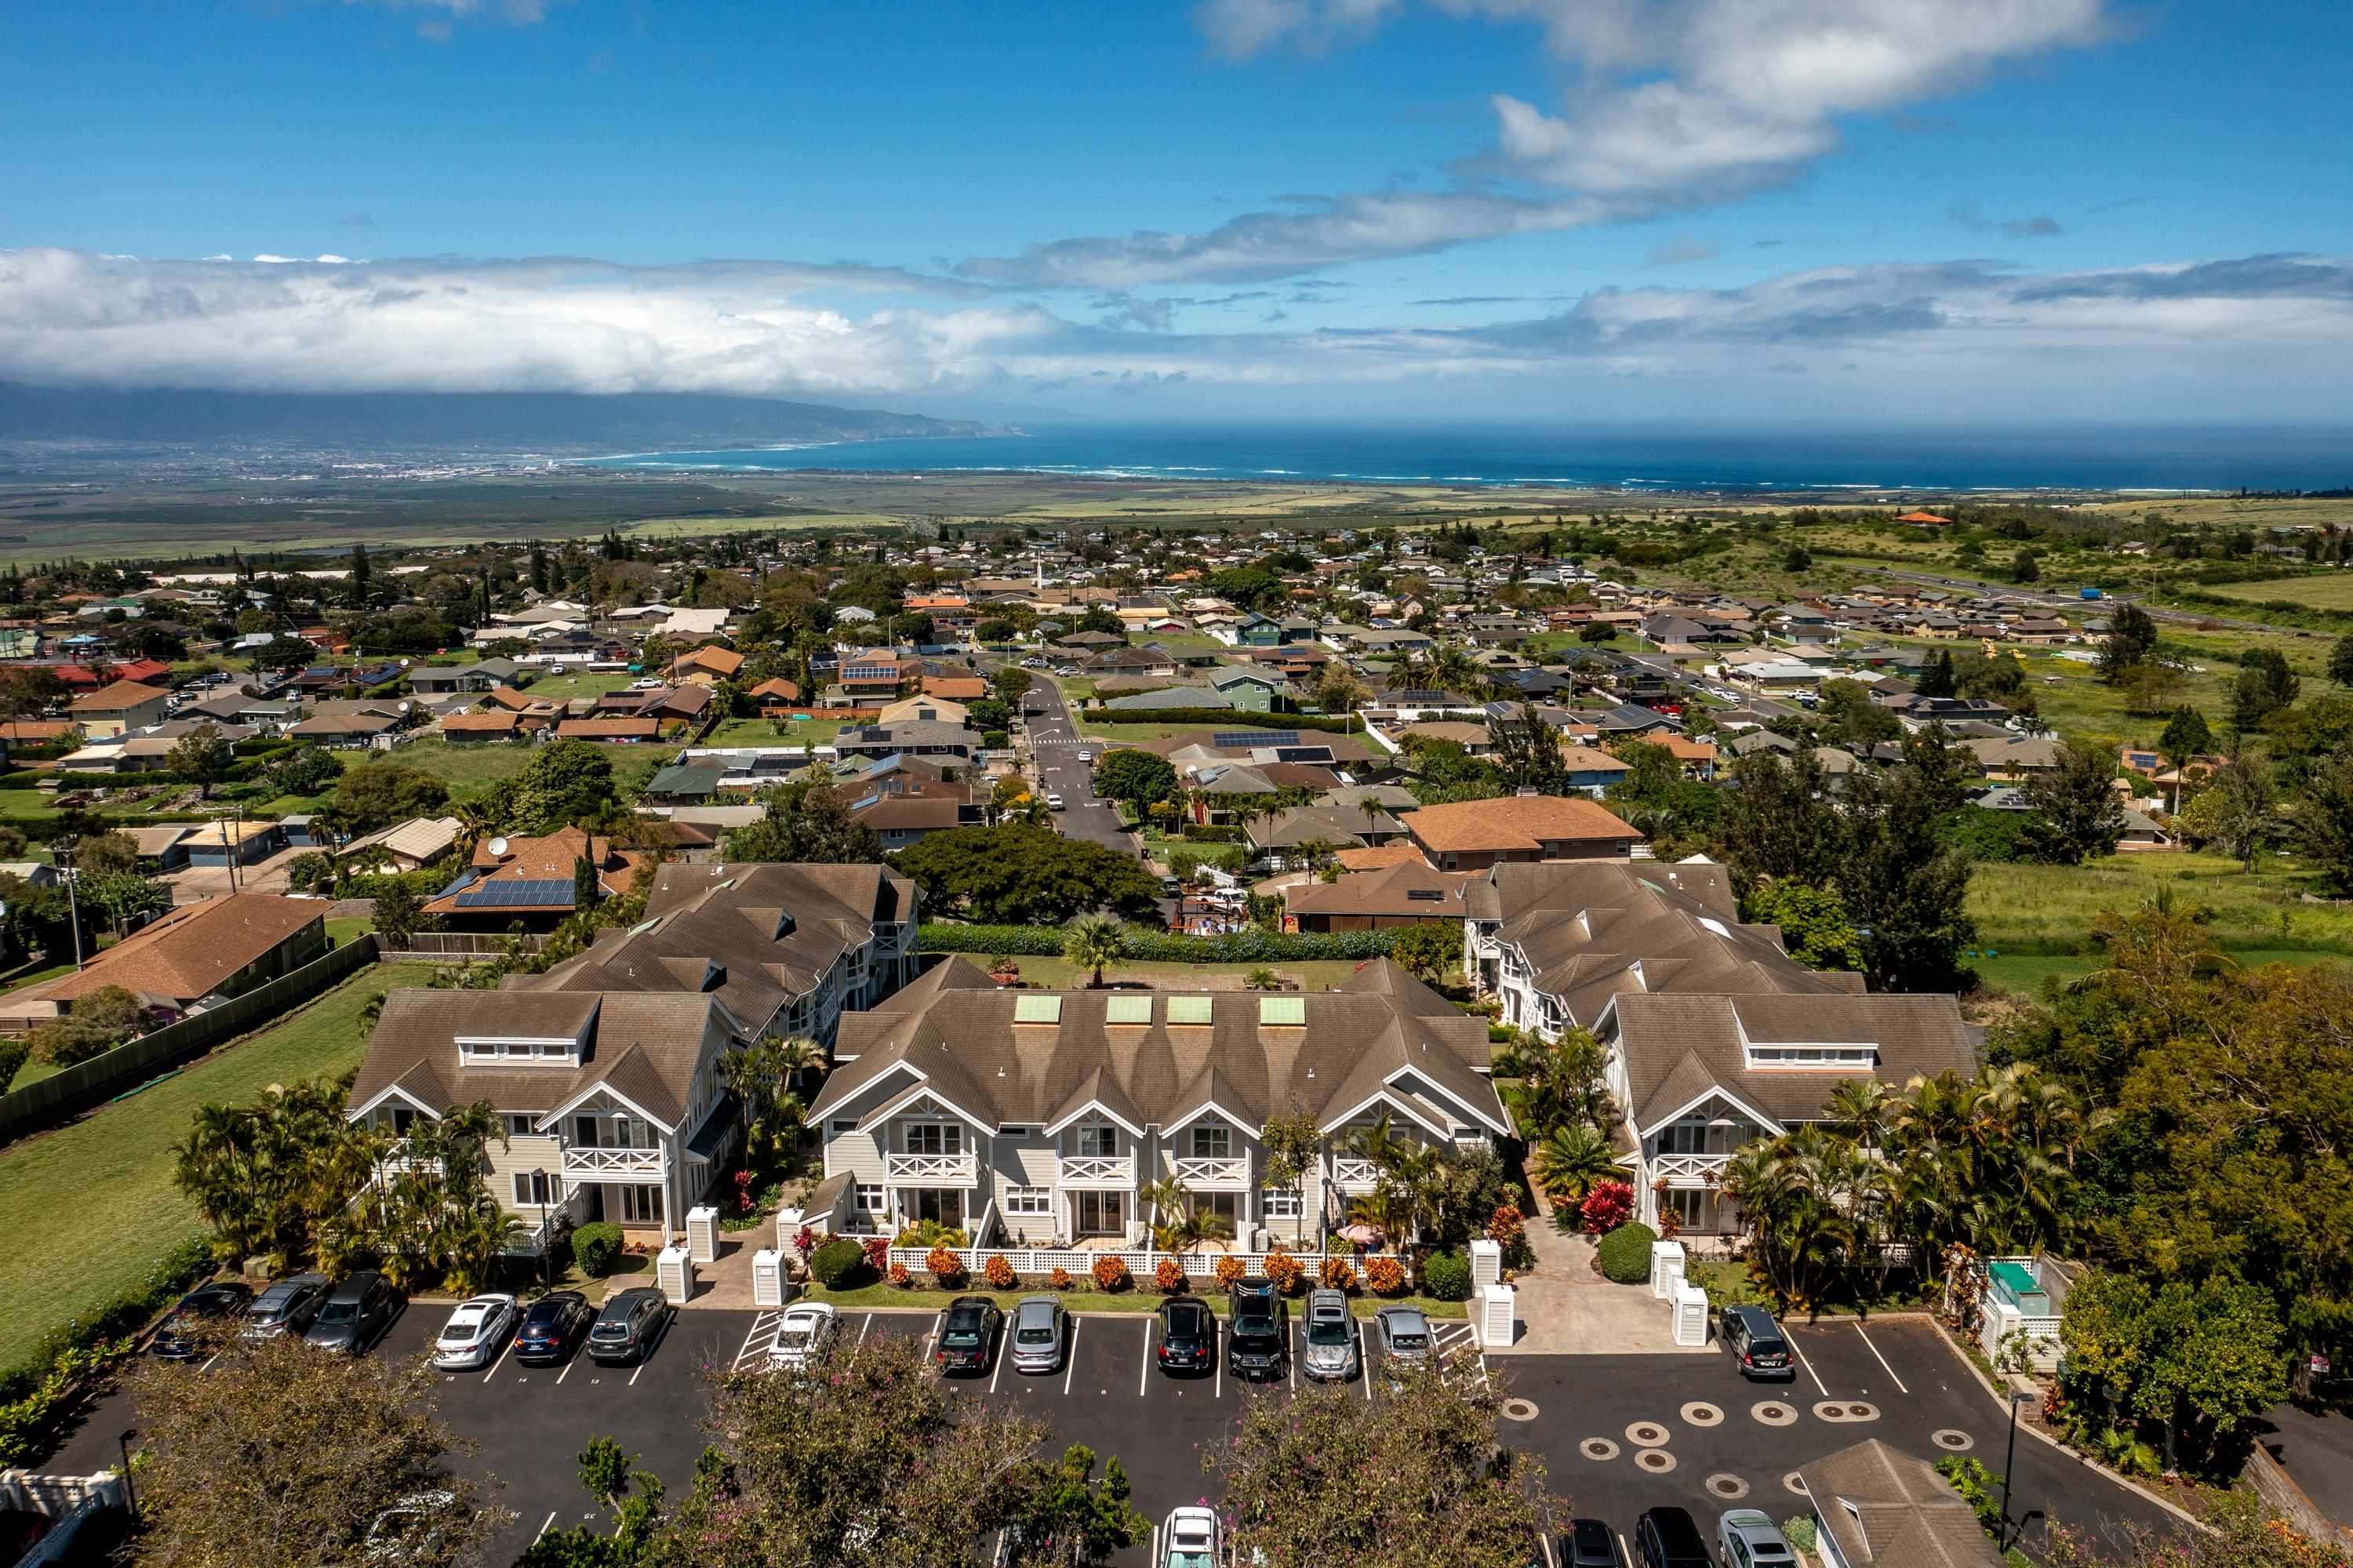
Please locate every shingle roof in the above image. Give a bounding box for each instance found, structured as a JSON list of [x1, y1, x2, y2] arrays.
[[69, 679, 169, 712], [812, 957, 1505, 1138], [1402, 795, 1643, 853], [1796, 1439, 2002, 1566], [1285, 859, 1475, 919], [26, 893, 321, 1006]]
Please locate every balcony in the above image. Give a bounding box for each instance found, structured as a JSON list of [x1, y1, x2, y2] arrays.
[[562, 1145, 663, 1178], [1329, 1155, 1382, 1193], [887, 1151, 979, 1185], [1651, 1151, 1733, 1185], [1169, 1155, 1251, 1189], [1057, 1154, 1134, 1188]]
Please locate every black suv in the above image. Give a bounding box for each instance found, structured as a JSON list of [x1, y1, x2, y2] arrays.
[[1721, 1304, 1795, 1381], [934, 1295, 1002, 1377], [1226, 1278, 1287, 1381], [1155, 1295, 1215, 1376], [1635, 1507, 1711, 1568], [151, 1282, 253, 1359]]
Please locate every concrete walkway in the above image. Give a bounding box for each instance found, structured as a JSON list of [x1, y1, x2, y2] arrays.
[[1492, 1189, 1713, 1355]]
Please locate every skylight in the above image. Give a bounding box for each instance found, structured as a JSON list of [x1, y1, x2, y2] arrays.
[[1013, 994, 1064, 1024], [1104, 995, 1152, 1024], [1166, 995, 1214, 1025]]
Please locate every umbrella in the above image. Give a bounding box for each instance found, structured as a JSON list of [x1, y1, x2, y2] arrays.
[[1339, 1223, 1384, 1246]]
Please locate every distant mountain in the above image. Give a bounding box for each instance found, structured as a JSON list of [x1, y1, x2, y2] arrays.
[[0, 384, 995, 453]]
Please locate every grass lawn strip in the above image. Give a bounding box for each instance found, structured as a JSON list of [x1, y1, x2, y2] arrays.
[[0, 962, 433, 1377]]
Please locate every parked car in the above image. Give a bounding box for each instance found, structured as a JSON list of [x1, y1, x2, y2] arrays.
[[1559, 1518, 1618, 1567], [1301, 1287, 1359, 1383], [769, 1302, 838, 1370], [1155, 1295, 1216, 1376], [513, 1291, 594, 1364], [587, 1287, 671, 1366], [242, 1274, 329, 1343], [1633, 1506, 1710, 1568], [1715, 1509, 1795, 1568], [1373, 1304, 1431, 1378], [935, 1295, 1002, 1376], [1008, 1295, 1068, 1374], [151, 1282, 254, 1359], [1226, 1278, 1287, 1381], [429, 1293, 518, 1372], [305, 1272, 402, 1355], [1160, 1505, 1221, 1568], [1720, 1304, 1794, 1381]]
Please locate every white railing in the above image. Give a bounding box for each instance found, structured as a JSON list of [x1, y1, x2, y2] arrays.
[[1651, 1151, 1733, 1184], [1170, 1155, 1251, 1188], [561, 1146, 662, 1176], [1057, 1154, 1134, 1187], [887, 1151, 979, 1184], [1329, 1156, 1382, 1191]]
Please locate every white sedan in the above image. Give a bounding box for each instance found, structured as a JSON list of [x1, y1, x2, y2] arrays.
[[429, 1293, 518, 1371], [1075, 749, 1093, 763], [1046, 793, 1067, 811], [1160, 1506, 1221, 1568], [769, 1302, 839, 1370]]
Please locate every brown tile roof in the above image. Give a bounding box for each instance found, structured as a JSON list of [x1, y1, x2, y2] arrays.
[[1333, 843, 1428, 871], [675, 646, 745, 676], [424, 827, 646, 915], [812, 957, 1505, 1139], [750, 678, 802, 701], [351, 990, 733, 1126], [1401, 795, 1643, 853], [69, 679, 169, 713], [1285, 859, 1477, 919], [921, 676, 987, 700], [29, 893, 321, 1007], [0, 721, 78, 742]]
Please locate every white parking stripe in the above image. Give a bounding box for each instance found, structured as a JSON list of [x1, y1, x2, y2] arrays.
[[533, 1512, 556, 1544], [1854, 1322, 1909, 1395], [1791, 1337, 1830, 1399], [556, 1352, 575, 1384], [1064, 1319, 1080, 1395], [1214, 1341, 1223, 1400], [988, 1337, 1006, 1395], [482, 1333, 515, 1384], [857, 1313, 872, 1346], [926, 1310, 945, 1359], [1618, 1533, 1634, 1567], [1140, 1319, 1152, 1396]]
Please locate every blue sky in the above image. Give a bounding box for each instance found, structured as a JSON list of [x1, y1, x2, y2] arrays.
[[3, 0, 2351, 422]]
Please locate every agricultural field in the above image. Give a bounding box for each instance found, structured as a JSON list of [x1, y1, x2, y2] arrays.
[[2198, 572, 2353, 609], [1966, 849, 2353, 957], [0, 962, 433, 1377], [1971, 947, 2351, 997]]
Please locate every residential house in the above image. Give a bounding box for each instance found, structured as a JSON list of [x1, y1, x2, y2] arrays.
[[67, 679, 172, 738], [1244, 801, 1406, 857], [670, 645, 746, 684], [806, 957, 1509, 1243], [423, 827, 649, 931], [1797, 1439, 2002, 1568], [186, 819, 288, 868], [875, 694, 969, 727], [833, 721, 977, 764], [1284, 859, 1475, 933], [0, 893, 329, 1034], [339, 815, 464, 873], [836, 650, 913, 700], [347, 990, 745, 1242], [439, 711, 522, 743], [1399, 794, 1643, 872]]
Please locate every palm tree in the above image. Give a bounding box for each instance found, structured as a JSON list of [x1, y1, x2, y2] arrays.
[[1825, 1078, 1896, 1153], [1529, 1125, 1618, 1204], [1061, 912, 1126, 989]]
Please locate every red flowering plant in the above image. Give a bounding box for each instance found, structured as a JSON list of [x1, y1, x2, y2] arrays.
[[1155, 1257, 1188, 1293], [926, 1245, 966, 1289], [1579, 1180, 1635, 1235], [888, 1262, 911, 1289], [733, 1169, 757, 1216], [791, 1225, 818, 1261], [860, 1236, 889, 1274]]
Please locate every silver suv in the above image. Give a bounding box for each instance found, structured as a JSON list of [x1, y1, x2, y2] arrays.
[[1302, 1288, 1359, 1382], [1373, 1304, 1431, 1381]]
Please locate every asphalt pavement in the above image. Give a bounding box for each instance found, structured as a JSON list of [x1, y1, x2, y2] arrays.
[[1018, 676, 1139, 856], [56, 1306, 2192, 1566]]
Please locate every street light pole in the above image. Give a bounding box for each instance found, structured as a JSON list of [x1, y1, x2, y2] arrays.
[[1998, 1385, 2032, 1550], [53, 839, 84, 971], [116, 1428, 138, 1523]]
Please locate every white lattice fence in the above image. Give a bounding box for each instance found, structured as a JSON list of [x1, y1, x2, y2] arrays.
[[885, 1246, 1304, 1278]]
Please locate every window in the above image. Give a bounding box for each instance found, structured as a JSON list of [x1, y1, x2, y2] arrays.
[[1165, 995, 1214, 1026], [573, 1115, 602, 1148], [831, 1119, 859, 1136], [1263, 1188, 1301, 1219], [1190, 1125, 1231, 1159], [1745, 1044, 1876, 1068], [511, 1170, 556, 1206], [1013, 994, 1063, 1024], [905, 1123, 962, 1156], [855, 1184, 885, 1213], [1005, 1188, 1052, 1217], [1657, 1122, 1707, 1155], [506, 1114, 536, 1140], [999, 1126, 1032, 1138], [1076, 1124, 1118, 1158], [1104, 994, 1152, 1024]]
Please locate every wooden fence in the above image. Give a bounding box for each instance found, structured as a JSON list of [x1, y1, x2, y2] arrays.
[[0, 935, 380, 1145]]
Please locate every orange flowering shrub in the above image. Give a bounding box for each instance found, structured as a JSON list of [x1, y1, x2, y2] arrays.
[[1049, 1266, 1075, 1290], [1364, 1255, 1408, 1297], [926, 1245, 966, 1288], [1156, 1257, 1188, 1293], [1092, 1255, 1132, 1293], [983, 1253, 1017, 1290], [1319, 1256, 1356, 1291], [1264, 1248, 1304, 1294], [1214, 1255, 1246, 1291], [888, 1262, 911, 1289]]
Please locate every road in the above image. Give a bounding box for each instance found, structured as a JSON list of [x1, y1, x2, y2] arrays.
[[1875, 569, 2326, 640], [1016, 676, 1140, 857], [54, 1308, 2192, 1566]]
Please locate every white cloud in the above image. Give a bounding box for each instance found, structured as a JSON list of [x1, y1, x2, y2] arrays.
[[2, 246, 2348, 421], [1192, 0, 1398, 60]]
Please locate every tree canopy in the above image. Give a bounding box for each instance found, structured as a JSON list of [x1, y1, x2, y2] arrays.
[[890, 824, 1159, 924]]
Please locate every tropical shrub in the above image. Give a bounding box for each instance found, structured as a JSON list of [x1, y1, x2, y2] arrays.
[[1092, 1256, 1132, 1293], [1364, 1256, 1408, 1297], [888, 1262, 911, 1289], [1049, 1267, 1075, 1291], [860, 1236, 889, 1275], [1155, 1258, 1187, 1293], [809, 1237, 865, 1289], [983, 1253, 1017, 1290], [571, 1221, 624, 1278], [1319, 1257, 1356, 1291], [1578, 1180, 1636, 1235], [1214, 1255, 1246, 1292], [1486, 1203, 1533, 1271], [926, 1245, 966, 1288], [1596, 1221, 1660, 1284], [893, 1219, 970, 1249], [790, 1224, 817, 1261], [1264, 1248, 1304, 1294], [1422, 1250, 1472, 1302]]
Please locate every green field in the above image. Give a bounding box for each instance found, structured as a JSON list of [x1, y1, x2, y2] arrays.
[[2199, 573, 2353, 609], [525, 670, 642, 699], [391, 737, 663, 801], [1967, 850, 2353, 955], [0, 962, 433, 1377], [1972, 947, 2352, 997], [703, 717, 845, 750]]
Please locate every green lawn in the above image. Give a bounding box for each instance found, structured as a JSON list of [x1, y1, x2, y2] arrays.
[[802, 1279, 1467, 1319], [995, 956, 1369, 992], [524, 671, 642, 700], [703, 717, 845, 750], [1076, 719, 1258, 745], [1967, 850, 2353, 955], [389, 738, 661, 802], [0, 962, 433, 1377], [2200, 573, 2353, 609], [1973, 945, 2351, 998]]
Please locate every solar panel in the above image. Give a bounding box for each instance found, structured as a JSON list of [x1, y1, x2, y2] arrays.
[[1213, 729, 1299, 750], [1273, 746, 1334, 764], [455, 877, 576, 909]]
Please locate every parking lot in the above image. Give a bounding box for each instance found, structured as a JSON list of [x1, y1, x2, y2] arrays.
[[56, 1304, 2182, 1565]]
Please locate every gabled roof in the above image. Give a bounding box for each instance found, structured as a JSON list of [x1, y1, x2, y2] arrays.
[[1797, 1438, 2001, 1566], [22, 893, 321, 1007], [1402, 794, 1643, 853]]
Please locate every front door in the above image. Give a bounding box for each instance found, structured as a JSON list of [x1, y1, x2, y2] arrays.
[[616, 1183, 664, 1226], [913, 1188, 964, 1228], [1074, 1191, 1124, 1238]]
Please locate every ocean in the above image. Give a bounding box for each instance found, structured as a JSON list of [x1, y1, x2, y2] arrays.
[[580, 422, 2353, 495]]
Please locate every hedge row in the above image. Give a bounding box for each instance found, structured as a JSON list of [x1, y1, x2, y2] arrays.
[[920, 922, 1402, 962], [0, 1233, 215, 1465]]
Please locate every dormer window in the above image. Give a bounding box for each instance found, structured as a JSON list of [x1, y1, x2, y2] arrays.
[[1744, 1043, 1878, 1068], [456, 1033, 584, 1068]]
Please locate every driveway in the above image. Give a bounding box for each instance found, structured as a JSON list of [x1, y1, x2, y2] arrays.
[[163, 844, 310, 900]]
